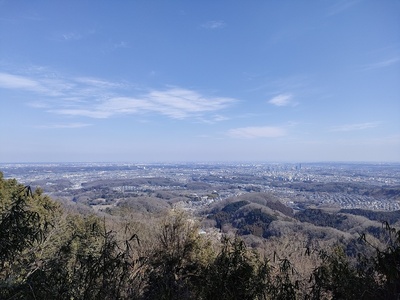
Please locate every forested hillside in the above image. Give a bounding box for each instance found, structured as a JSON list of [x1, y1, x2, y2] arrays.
[[1, 172, 399, 299]]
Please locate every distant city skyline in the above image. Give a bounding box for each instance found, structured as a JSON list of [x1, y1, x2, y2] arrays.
[[1, 1, 399, 163]]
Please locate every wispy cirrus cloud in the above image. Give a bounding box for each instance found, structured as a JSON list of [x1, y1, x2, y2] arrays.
[[74, 76, 127, 89], [201, 20, 226, 30], [327, 0, 360, 16], [249, 75, 311, 105], [268, 93, 297, 107], [362, 57, 399, 71], [62, 32, 82, 41], [52, 88, 235, 119], [0, 72, 44, 91], [51, 28, 96, 42], [0, 70, 235, 121], [227, 126, 286, 139], [330, 122, 380, 132], [268, 94, 291, 106], [113, 41, 128, 49], [0, 71, 121, 99], [36, 122, 92, 129]]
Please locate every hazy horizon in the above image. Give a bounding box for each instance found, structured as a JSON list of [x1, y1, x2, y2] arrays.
[[1, 160, 399, 165]]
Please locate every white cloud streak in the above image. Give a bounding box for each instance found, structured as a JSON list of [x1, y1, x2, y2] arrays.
[[201, 20, 226, 29], [0, 72, 78, 97], [0, 71, 235, 121], [268, 93, 293, 106], [330, 122, 380, 132], [52, 89, 235, 119], [363, 57, 400, 70], [227, 126, 286, 139], [0, 72, 44, 91], [74, 77, 126, 88], [36, 123, 92, 129], [62, 32, 82, 41], [327, 0, 360, 16]]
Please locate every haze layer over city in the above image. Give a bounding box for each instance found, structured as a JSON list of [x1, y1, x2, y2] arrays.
[[2, 162, 399, 212]]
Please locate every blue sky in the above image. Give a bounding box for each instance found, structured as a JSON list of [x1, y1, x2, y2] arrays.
[[0, 0, 399, 163]]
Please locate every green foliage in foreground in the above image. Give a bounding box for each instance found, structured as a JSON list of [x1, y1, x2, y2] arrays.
[[0, 172, 399, 299]]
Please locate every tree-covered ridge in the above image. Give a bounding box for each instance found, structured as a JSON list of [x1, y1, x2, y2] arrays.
[[295, 209, 348, 228], [340, 208, 400, 225], [1, 172, 399, 299], [206, 192, 294, 239]]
